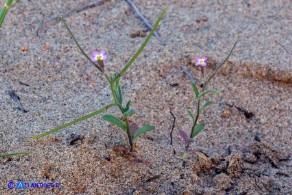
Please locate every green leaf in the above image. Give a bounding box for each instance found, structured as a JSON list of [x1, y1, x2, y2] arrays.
[[114, 85, 123, 105], [0, 3, 9, 28], [198, 89, 220, 98], [200, 100, 213, 113], [0, 152, 31, 158], [192, 83, 199, 98], [110, 73, 119, 83], [132, 125, 155, 141], [117, 85, 123, 104], [191, 123, 205, 138], [124, 108, 135, 116], [33, 103, 115, 139], [112, 7, 166, 83], [187, 109, 195, 124], [102, 114, 126, 131], [123, 100, 131, 113]]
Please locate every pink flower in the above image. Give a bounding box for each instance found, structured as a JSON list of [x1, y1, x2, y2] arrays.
[[195, 57, 208, 66], [90, 49, 108, 62]]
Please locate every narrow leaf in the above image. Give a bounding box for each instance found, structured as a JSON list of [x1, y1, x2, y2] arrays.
[[112, 7, 166, 83], [124, 100, 131, 113], [186, 109, 195, 124], [178, 130, 189, 146], [60, 17, 103, 72], [102, 114, 126, 131], [203, 36, 239, 86], [129, 122, 139, 136], [192, 83, 199, 98], [133, 125, 155, 141], [114, 86, 122, 105], [200, 100, 213, 113], [0, 0, 11, 28], [118, 85, 122, 104], [198, 89, 220, 98], [33, 103, 115, 139], [124, 108, 135, 116], [191, 123, 205, 138], [0, 152, 31, 158]]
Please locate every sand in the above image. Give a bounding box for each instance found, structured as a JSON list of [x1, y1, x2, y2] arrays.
[[0, 0, 291, 194]]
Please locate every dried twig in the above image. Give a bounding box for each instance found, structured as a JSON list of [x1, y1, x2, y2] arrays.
[[223, 102, 254, 119], [169, 110, 176, 146], [181, 66, 196, 84], [37, 0, 107, 36], [125, 0, 160, 37], [8, 90, 27, 113]]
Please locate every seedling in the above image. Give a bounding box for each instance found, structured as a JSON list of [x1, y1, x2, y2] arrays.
[[179, 37, 239, 158], [34, 8, 166, 152]]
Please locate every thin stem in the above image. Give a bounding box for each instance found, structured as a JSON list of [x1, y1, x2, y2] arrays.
[[60, 17, 104, 73], [203, 36, 239, 88], [169, 110, 176, 146], [108, 77, 133, 151], [109, 81, 123, 111], [187, 97, 201, 149], [125, 115, 133, 151]]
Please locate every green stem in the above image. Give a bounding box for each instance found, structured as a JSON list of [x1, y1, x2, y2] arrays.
[[60, 17, 104, 73], [203, 36, 239, 88], [188, 84, 208, 149], [125, 115, 133, 151], [188, 98, 200, 149], [107, 77, 133, 151]]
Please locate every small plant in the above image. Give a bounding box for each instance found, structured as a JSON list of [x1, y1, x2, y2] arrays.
[[179, 37, 239, 158], [0, 0, 20, 27], [34, 8, 166, 152]]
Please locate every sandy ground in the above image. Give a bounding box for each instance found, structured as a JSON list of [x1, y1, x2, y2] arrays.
[[0, 0, 291, 194]]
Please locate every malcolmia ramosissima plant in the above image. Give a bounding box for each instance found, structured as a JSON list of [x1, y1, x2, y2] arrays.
[[179, 38, 239, 158], [33, 8, 166, 153]]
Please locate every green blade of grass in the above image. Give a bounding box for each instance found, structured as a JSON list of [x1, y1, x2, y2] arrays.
[[33, 103, 115, 139], [0, 152, 31, 158], [0, 0, 13, 27], [112, 7, 166, 83], [132, 125, 155, 141]]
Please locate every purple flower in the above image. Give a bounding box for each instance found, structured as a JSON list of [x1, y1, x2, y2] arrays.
[[90, 49, 108, 62], [195, 57, 208, 66]]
